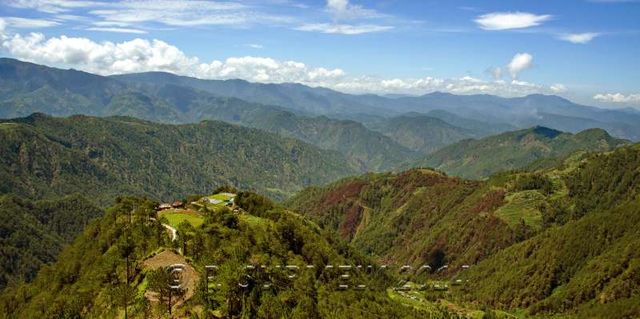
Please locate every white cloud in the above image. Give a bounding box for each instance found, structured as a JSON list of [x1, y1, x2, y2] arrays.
[[558, 32, 600, 44], [1, 17, 60, 28], [0, 30, 564, 97], [5, 0, 102, 14], [86, 27, 147, 34], [296, 23, 392, 34], [593, 93, 640, 104], [326, 0, 380, 19], [5, 0, 292, 28], [507, 53, 533, 79], [550, 84, 568, 93], [246, 43, 264, 49], [293, 1, 391, 35], [475, 12, 551, 30]]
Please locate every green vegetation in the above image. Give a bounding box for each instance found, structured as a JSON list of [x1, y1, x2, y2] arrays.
[[287, 169, 520, 268], [416, 126, 627, 179], [0, 195, 464, 318], [0, 58, 418, 171], [158, 209, 204, 228], [0, 113, 355, 204], [367, 112, 474, 154], [0, 194, 102, 290], [493, 191, 544, 230], [289, 144, 640, 317]]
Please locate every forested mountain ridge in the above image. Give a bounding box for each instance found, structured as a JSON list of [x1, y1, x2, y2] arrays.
[[416, 126, 628, 179], [0, 194, 464, 318], [367, 113, 474, 153], [0, 58, 416, 171], [0, 194, 102, 289], [0, 113, 355, 204], [287, 143, 640, 317]]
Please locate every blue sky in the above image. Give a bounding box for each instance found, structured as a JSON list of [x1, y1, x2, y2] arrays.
[[0, 0, 639, 108]]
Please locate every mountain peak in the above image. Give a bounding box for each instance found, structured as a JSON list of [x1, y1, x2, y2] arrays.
[[529, 126, 563, 139]]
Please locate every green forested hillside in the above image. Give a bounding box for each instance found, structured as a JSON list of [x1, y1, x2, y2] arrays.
[[0, 194, 102, 289], [0, 195, 463, 318], [287, 144, 640, 317], [286, 169, 523, 270], [0, 113, 355, 203], [418, 126, 627, 179], [368, 113, 472, 154], [459, 144, 640, 317]]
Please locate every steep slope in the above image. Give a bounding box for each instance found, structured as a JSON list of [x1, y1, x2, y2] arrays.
[[145, 83, 417, 171], [286, 169, 522, 270], [458, 144, 640, 317], [0, 113, 355, 203], [368, 113, 473, 153], [0, 195, 456, 318], [419, 126, 627, 179], [288, 143, 640, 317], [0, 194, 102, 289]]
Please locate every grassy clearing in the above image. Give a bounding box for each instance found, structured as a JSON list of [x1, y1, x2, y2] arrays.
[[159, 209, 204, 228], [208, 193, 233, 201], [494, 190, 544, 229]]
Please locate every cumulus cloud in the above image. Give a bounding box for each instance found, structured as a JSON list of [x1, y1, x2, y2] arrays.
[[593, 93, 640, 104], [558, 32, 600, 44], [0, 30, 564, 96], [507, 53, 533, 79], [475, 12, 551, 30]]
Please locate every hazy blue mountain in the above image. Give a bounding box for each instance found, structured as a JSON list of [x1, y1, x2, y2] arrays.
[[0, 58, 416, 171], [425, 109, 516, 137], [112, 71, 393, 116]]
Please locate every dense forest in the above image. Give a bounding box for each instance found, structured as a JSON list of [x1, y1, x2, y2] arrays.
[[0, 195, 466, 318], [0, 113, 355, 204], [288, 144, 640, 317], [0, 194, 102, 289], [416, 126, 627, 179]]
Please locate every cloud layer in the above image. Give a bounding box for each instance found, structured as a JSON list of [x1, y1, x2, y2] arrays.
[[2, 0, 395, 35], [593, 93, 640, 104]]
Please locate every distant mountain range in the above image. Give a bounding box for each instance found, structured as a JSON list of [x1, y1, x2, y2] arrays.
[[2, 57, 639, 175]]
